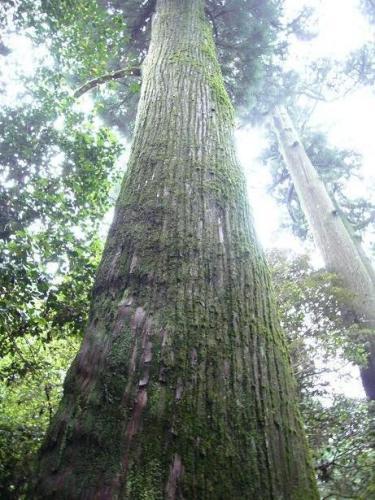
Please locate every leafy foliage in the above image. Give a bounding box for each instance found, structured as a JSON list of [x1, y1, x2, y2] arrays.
[[269, 250, 354, 391], [0, 2, 288, 495], [258, 0, 375, 242], [264, 127, 375, 239], [269, 250, 374, 498], [307, 397, 374, 500], [0, 336, 79, 499], [5, 0, 291, 134], [0, 0, 373, 497], [361, 0, 375, 24], [0, 102, 123, 361], [0, 8, 123, 494]]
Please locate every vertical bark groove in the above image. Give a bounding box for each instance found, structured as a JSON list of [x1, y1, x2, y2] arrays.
[[35, 2, 318, 498]]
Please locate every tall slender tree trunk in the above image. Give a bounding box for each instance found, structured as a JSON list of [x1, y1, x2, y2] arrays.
[[271, 105, 375, 400], [35, 3, 318, 498]]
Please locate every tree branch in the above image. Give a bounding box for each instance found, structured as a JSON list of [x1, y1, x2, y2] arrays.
[[267, 169, 290, 192], [212, 8, 230, 19], [74, 67, 141, 98]]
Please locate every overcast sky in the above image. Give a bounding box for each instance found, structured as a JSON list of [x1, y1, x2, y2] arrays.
[[238, 0, 374, 254], [237, 0, 374, 398], [2, 0, 373, 398]]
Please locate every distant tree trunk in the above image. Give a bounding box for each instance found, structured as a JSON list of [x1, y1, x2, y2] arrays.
[[35, 3, 318, 498], [271, 105, 375, 400]]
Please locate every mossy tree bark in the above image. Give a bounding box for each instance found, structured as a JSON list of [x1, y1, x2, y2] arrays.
[[35, 2, 318, 498], [271, 105, 375, 401]]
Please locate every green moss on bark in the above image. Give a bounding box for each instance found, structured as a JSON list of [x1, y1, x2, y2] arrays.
[[34, 1, 318, 498]]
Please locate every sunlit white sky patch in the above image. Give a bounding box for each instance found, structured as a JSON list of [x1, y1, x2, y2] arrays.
[[285, 0, 372, 61], [2, 0, 373, 398], [238, 0, 374, 398], [241, 0, 375, 257]]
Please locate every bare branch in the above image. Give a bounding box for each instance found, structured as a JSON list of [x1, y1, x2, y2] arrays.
[[267, 169, 290, 192], [74, 67, 141, 98]]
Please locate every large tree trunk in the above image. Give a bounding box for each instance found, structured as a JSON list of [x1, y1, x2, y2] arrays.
[[35, 3, 318, 498], [271, 105, 375, 400]]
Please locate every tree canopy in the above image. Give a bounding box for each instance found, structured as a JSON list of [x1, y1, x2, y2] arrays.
[[1, 0, 374, 497]]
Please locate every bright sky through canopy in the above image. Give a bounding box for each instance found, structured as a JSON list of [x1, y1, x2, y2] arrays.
[[236, 0, 374, 399], [1, 3, 374, 496], [2, 0, 373, 400]]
